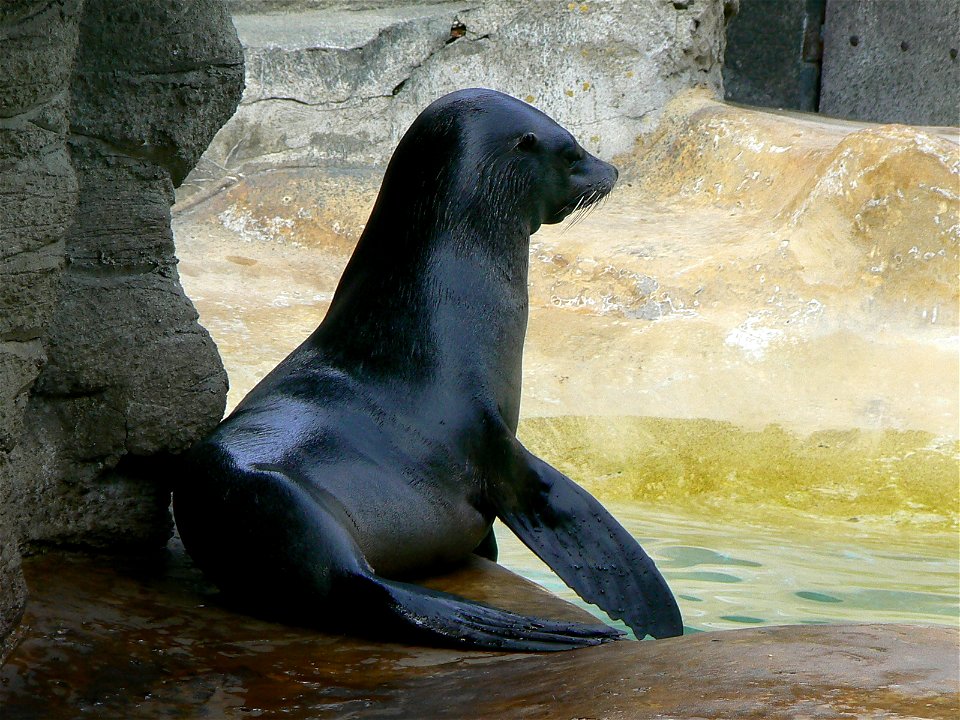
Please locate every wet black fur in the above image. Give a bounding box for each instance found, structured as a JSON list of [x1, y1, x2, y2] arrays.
[[173, 89, 680, 651]]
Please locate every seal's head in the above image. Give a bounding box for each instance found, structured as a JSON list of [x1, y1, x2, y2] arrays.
[[369, 88, 618, 239], [321, 88, 619, 390]]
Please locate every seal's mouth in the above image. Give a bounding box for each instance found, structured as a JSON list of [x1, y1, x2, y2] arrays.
[[552, 181, 614, 228]]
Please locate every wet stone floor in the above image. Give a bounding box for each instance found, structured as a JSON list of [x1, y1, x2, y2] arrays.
[[1, 538, 957, 719]]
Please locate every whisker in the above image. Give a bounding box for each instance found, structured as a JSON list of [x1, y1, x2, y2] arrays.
[[566, 206, 590, 230], [569, 206, 593, 230], [566, 189, 602, 230], [560, 193, 590, 234], [566, 200, 589, 230], [558, 184, 613, 233]]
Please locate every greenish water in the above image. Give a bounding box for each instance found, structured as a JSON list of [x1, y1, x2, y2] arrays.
[[494, 504, 960, 636], [504, 416, 959, 634]]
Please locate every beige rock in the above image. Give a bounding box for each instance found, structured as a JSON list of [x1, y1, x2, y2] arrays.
[[187, 0, 732, 198]]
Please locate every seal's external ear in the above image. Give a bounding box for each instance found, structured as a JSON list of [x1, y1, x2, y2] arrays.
[[516, 132, 538, 151]]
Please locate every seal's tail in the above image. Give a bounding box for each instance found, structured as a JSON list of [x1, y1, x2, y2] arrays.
[[343, 573, 622, 652]]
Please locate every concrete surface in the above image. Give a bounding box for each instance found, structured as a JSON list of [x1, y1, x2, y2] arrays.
[[820, 0, 960, 125]]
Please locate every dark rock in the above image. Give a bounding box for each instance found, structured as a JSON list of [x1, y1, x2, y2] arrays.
[[1, 0, 243, 652], [71, 0, 247, 185], [9, 0, 243, 553], [723, 0, 825, 112], [0, 0, 85, 662], [0, 526, 26, 665]]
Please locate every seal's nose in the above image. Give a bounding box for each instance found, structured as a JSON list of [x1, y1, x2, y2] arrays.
[[601, 159, 619, 191], [586, 152, 618, 186]]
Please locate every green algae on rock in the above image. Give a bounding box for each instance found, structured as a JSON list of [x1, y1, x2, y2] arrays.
[[519, 416, 959, 529]]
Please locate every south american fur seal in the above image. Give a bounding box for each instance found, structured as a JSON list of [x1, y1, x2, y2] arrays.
[[174, 88, 683, 650]]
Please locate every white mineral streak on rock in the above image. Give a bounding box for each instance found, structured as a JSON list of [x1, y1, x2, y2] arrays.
[[218, 205, 296, 244], [724, 314, 785, 360]]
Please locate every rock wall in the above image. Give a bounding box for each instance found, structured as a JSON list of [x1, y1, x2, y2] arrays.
[[0, 0, 243, 658], [181, 0, 736, 207], [0, 0, 85, 660]]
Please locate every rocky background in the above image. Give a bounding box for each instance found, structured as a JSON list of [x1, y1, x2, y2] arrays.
[[170, 0, 957, 533], [3, 0, 957, 668], [0, 0, 242, 657]]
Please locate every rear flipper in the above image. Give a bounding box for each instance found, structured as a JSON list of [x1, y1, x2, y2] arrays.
[[490, 436, 683, 639], [342, 573, 622, 652]]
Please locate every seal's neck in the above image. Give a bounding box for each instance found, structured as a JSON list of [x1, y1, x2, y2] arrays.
[[429, 224, 531, 431], [316, 205, 531, 430]]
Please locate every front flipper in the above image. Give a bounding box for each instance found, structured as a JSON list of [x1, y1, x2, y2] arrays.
[[490, 438, 683, 639], [176, 454, 620, 652]]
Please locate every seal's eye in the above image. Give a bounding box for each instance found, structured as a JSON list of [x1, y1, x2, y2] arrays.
[[516, 132, 538, 151], [565, 147, 584, 168]]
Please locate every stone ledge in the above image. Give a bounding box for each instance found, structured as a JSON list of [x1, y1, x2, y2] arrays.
[[1, 542, 956, 718]]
